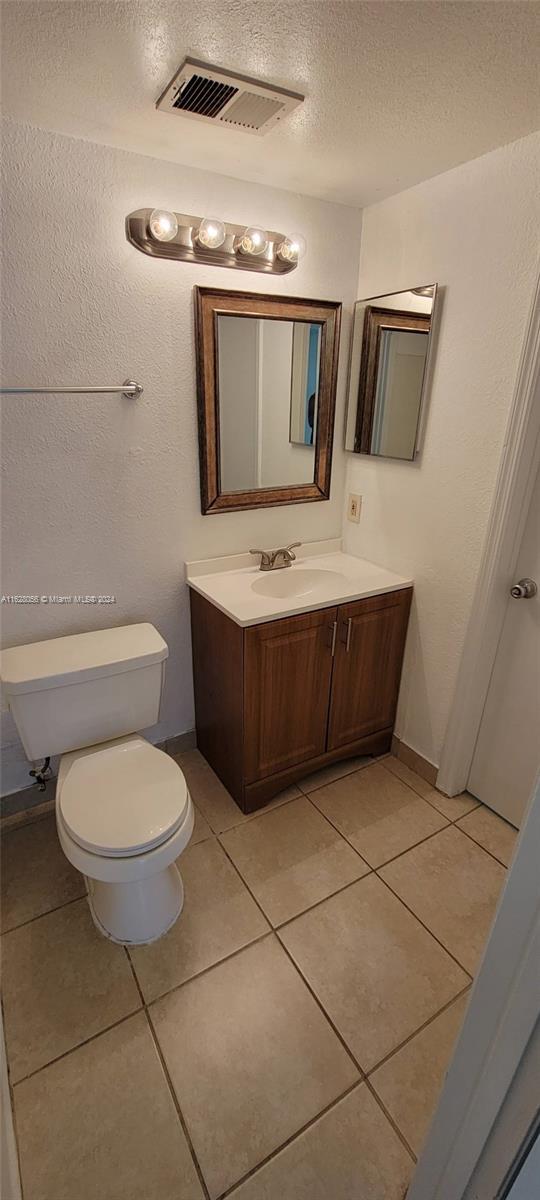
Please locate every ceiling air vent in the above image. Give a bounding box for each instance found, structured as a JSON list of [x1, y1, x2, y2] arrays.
[[156, 58, 304, 136]]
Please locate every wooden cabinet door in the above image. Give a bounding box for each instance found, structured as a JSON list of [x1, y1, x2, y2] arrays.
[[328, 589, 412, 750], [244, 608, 338, 782]]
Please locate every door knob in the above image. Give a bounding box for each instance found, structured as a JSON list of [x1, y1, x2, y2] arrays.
[[510, 577, 538, 599]]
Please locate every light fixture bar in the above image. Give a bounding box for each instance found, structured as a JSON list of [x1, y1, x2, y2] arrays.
[[125, 209, 305, 274]]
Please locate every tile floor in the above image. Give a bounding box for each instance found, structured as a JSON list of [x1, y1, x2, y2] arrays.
[[1, 751, 516, 1200]]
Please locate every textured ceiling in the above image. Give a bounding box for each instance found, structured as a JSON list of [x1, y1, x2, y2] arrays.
[[1, 0, 538, 206]]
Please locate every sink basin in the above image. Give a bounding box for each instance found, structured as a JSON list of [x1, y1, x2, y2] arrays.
[[251, 568, 346, 600]]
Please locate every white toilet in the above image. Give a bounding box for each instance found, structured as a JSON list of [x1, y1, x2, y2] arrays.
[[1, 623, 194, 944]]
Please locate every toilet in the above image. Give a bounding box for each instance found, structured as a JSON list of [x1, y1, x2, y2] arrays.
[[0, 623, 194, 944]]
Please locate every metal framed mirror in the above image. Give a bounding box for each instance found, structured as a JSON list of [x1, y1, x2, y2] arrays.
[[194, 287, 341, 513], [345, 284, 438, 460]]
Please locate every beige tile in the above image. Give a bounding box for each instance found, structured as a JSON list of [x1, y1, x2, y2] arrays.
[[129, 838, 269, 1001], [2, 898, 141, 1081], [457, 804, 518, 866], [382, 756, 479, 820], [279, 874, 468, 1071], [14, 1012, 205, 1200], [371, 992, 469, 1155], [221, 796, 369, 926], [380, 826, 505, 974], [310, 763, 447, 868], [1, 814, 86, 931], [297, 755, 372, 794], [150, 935, 359, 1198], [176, 749, 300, 833], [232, 1083, 413, 1200], [394, 741, 438, 785], [190, 801, 213, 846]]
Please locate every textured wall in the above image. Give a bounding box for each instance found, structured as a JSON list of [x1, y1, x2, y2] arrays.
[[343, 132, 540, 767], [0, 118, 361, 792]]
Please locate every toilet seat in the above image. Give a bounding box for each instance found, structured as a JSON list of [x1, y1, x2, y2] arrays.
[[58, 735, 189, 858]]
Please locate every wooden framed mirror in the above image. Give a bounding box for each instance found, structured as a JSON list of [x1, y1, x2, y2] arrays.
[[345, 284, 438, 460], [194, 287, 341, 513]]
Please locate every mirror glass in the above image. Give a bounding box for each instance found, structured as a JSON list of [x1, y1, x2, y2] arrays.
[[217, 316, 322, 492], [345, 285, 437, 460]]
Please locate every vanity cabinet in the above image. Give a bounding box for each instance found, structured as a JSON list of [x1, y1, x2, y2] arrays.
[[190, 584, 412, 814]]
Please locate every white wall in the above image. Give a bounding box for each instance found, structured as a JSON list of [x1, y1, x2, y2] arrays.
[[344, 132, 540, 767], [0, 118, 361, 793]]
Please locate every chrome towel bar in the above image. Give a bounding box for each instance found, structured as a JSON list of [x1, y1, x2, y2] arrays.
[[0, 379, 143, 398]]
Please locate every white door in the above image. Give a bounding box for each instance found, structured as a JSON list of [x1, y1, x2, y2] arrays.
[[468, 460, 540, 827]]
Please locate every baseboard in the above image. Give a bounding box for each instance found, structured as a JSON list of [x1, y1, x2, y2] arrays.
[[0, 729, 197, 831], [391, 734, 438, 786], [166, 730, 197, 757]]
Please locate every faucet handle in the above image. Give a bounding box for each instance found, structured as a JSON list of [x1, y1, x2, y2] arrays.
[[285, 542, 301, 560], [250, 548, 273, 568]]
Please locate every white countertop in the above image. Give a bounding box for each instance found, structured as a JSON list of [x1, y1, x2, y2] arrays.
[[186, 539, 413, 627]]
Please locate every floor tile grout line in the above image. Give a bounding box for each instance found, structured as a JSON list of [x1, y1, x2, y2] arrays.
[[379, 758, 480, 822], [363, 1075, 418, 1164], [143, 929, 274, 1009], [272, 869, 374, 933], [200, 783, 302, 837], [302, 789, 452, 875], [216, 836, 283, 926], [452, 821, 512, 869], [1, 889, 88, 936], [363, 822, 452, 873], [365, 981, 472, 1080], [275, 932, 365, 1077], [375, 873, 474, 981], [217, 803, 372, 930], [217, 837, 365, 1078], [303, 764, 507, 874], [9, 1004, 144, 1089], [218, 1078, 366, 1200], [123, 945, 145, 1007], [144, 1008, 211, 1200]]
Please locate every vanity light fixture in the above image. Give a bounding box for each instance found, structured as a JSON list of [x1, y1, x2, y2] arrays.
[[148, 208, 179, 242], [126, 208, 306, 274], [276, 233, 307, 264]]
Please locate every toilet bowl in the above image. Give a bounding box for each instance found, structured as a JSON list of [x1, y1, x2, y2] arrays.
[[1, 623, 194, 945], [56, 734, 194, 944]]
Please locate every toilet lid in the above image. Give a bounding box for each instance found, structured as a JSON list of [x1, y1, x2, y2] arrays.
[[58, 736, 189, 857]]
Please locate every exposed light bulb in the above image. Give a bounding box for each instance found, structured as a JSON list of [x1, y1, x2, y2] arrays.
[[277, 233, 307, 263], [196, 217, 227, 249], [149, 209, 178, 242], [238, 226, 269, 257]]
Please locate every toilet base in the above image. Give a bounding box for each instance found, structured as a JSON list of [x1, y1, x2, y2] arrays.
[[86, 863, 184, 945]]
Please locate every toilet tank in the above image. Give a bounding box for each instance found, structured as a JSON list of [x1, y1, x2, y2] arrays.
[[0, 624, 168, 760]]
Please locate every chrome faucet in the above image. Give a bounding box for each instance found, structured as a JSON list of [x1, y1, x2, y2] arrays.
[[249, 543, 301, 571]]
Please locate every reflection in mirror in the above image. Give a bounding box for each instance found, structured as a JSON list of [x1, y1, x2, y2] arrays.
[[289, 323, 321, 447], [218, 316, 322, 492], [345, 285, 437, 460]]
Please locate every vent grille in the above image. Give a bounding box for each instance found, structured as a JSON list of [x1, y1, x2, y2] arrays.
[[219, 91, 284, 130], [173, 74, 239, 119], [157, 58, 304, 137]]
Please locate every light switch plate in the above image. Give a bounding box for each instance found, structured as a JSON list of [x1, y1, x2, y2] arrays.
[[347, 493, 362, 523]]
